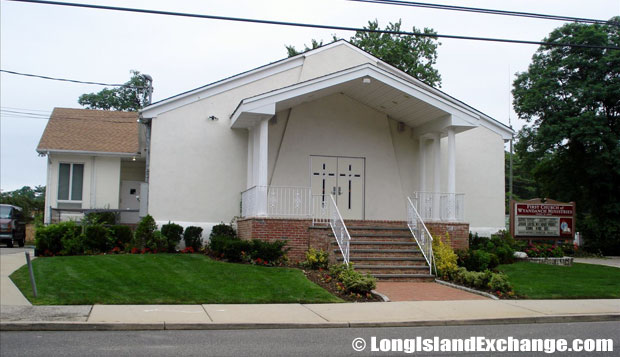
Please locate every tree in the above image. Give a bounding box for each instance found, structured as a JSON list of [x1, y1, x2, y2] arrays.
[[286, 19, 441, 87], [512, 17, 620, 254], [0, 186, 46, 221], [78, 70, 152, 111]]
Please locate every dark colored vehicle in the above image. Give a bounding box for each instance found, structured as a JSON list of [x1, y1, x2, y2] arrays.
[[0, 204, 26, 247]]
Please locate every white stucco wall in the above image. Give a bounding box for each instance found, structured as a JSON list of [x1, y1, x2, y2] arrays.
[[268, 93, 406, 220], [446, 126, 506, 235], [44, 154, 121, 223]]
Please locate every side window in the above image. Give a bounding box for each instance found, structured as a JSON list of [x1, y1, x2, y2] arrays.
[[58, 163, 84, 201]]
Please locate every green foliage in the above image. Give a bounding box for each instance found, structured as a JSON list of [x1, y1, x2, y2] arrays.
[[512, 17, 620, 255], [463, 250, 499, 272], [161, 222, 183, 252], [78, 70, 151, 111], [329, 263, 376, 294], [109, 225, 133, 248], [82, 223, 112, 253], [208, 234, 237, 256], [468, 230, 515, 265], [432, 234, 458, 279], [183, 226, 203, 251], [211, 237, 289, 264], [35, 221, 80, 255], [286, 19, 441, 87], [524, 242, 564, 258], [134, 215, 157, 249], [209, 223, 236, 239], [145, 230, 168, 252], [452, 267, 513, 294], [303, 248, 329, 270], [0, 185, 45, 221], [84, 211, 116, 225]]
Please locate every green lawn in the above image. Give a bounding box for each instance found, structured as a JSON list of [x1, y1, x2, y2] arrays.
[[498, 262, 620, 299], [10, 254, 342, 305]]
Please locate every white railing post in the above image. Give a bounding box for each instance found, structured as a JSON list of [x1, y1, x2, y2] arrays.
[[413, 191, 465, 222], [407, 196, 435, 275]]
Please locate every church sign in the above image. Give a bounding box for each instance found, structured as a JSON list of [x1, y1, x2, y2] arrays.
[[510, 199, 575, 241]]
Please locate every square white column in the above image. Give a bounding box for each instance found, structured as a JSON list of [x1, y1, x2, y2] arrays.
[[255, 119, 269, 216], [447, 126, 456, 220], [432, 132, 441, 221]]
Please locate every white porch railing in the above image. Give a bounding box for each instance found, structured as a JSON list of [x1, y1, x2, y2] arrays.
[[411, 191, 464, 222], [407, 197, 435, 275], [241, 186, 313, 218]]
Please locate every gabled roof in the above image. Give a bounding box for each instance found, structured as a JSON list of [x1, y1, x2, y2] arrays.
[[141, 40, 514, 138], [37, 108, 139, 155]]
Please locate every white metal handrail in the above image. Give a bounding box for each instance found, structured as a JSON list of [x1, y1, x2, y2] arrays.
[[241, 186, 313, 218], [407, 196, 435, 275], [412, 191, 465, 222], [328, 195, 351, 264]]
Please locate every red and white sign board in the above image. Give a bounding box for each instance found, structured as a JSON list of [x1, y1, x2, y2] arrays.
[[512, 201, 575, 239]]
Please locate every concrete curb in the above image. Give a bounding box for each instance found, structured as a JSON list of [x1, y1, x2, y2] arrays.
[[2, 314, 618, 331], [370, 290, 390, 302], [435, 279, 499, 300]]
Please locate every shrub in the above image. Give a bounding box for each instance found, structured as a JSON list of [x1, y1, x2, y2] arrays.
[[146, 230, 168, 253], [303, 248, 329, 270], [329, 264, 376, 294], [432, 234, 458, 279], [184, 226, 203, 251], [84, 211, 116, 225], [222, 239, 252, 262], [161, 222, 183, 252], [463, 249, 498, 272], [469, 230, 515, 265], [83, 223, 112, 253], [208, 234, 238, 256], [488, 273, 512, 293], [248, 239, 288, 262], [524, 242, 564, 258], [109, 225, 133, 248], [134, 215, 157, 249], [209, 223, 236, 239], [35, 221, 81, 255]]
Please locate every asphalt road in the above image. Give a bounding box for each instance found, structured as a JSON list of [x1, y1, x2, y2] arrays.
[[1, 322, 618, 356]]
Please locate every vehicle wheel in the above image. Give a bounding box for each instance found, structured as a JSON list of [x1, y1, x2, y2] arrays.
[[18, 239, 25, 247], [7, 240, 14, 248]]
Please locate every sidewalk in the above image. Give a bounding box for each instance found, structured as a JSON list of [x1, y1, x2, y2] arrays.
[[1, 252, 619, 331]]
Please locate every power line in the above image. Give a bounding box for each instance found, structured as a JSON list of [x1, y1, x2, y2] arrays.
[[348, 0, 616, 26], [0, 69, 143, 88], [8, 0, 620, 50]]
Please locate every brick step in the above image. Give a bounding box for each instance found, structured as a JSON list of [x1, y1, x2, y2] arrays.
[[373, 274, 435, 282], [330, 232, 412, 238], [338, 256, 427, 266], [356, 265, 430, 275]]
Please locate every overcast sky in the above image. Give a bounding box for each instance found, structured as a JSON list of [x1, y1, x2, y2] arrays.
[[1, 0, 618, 192]]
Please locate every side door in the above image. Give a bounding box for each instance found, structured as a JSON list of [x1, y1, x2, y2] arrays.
[[119, 180, 142, 224]]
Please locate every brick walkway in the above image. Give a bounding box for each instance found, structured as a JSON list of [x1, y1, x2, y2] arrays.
[[375, 282, 489, 301]]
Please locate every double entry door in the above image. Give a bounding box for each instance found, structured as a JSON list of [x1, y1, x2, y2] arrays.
[[310, 156, 365, 220]]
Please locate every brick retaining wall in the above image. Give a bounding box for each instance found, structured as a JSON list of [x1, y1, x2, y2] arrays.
[[237, 218, 469, 263]]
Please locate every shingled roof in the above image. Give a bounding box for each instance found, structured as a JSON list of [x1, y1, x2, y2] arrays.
[[37, 108, 139, 154]]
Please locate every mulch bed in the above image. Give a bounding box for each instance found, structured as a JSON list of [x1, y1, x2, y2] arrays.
[[303, 269, 382, 302]]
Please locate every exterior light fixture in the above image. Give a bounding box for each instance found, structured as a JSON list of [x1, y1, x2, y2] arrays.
[[208, 115, 219, 121], [132, 156, 136, 161], [362, 77, 371, 84]]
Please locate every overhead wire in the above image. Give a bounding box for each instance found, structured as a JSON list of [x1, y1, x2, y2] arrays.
[[0, 69, 145, 88], [7, 0, 620, 50], [347, 0, 617, 26]]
